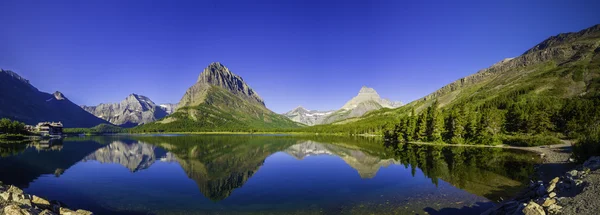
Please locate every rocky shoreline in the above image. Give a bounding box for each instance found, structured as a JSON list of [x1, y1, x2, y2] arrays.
[[482, 156, 600, 215], [0, 182, 93, 215]]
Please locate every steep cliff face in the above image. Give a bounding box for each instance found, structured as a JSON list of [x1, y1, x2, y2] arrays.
[[178, 62, 264, 108], [0, 69, 109, 127], [82, 94, 168, 127]]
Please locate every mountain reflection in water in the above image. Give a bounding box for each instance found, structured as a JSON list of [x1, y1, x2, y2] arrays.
[[0, 135, 539, 214]]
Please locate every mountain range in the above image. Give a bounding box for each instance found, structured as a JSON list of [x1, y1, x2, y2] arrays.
[[1, 24, 599, 132], [306, 23, 600, 134], [283, 86, 402, 126], [0, 69, 109, 127], [81, 94, 175, 127], [133, 62, 300, 132]]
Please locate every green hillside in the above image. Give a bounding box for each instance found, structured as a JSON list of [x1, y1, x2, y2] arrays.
[[132, 86, 301, 132], [298, 24, 600, 159]]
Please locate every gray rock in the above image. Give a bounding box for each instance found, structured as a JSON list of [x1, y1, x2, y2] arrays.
[[550, 177, 559, 185], [178, 62, 265, 108], [75, 209, 94, 215], [1, 192, 12, 201], [39, 209, 56, 215], [3, 204, 25, 215], [567, 170, 578, 178], [542, 198, 556, 207], [82, 94, 169, 127], [546, 183, 556, 193], [2, 204, 36, 215], [18, 198, 32, 207], [547, 204, 562, 214], [522, 202, 546, 215], [282, 106, 334, 126], [32, 195, 51, 209], [7, 185, 24, 194]]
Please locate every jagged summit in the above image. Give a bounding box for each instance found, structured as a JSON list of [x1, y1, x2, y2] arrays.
[[139, 62, 300, 131], [82, 93, 168, 127], [178, 62, 265, 108]]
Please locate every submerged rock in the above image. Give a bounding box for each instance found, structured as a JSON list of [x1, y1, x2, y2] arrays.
[[583, 156, 600, 170]]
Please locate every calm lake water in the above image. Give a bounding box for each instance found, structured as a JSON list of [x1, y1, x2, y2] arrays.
[[0, 135, 540, 215]]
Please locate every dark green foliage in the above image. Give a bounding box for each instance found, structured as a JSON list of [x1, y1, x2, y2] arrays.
[[387, 143, 539, 202], [502, 135, 562, 147], [425, 100, 443, 142], [63, 123, 125, 135], [573, 129, 600, 162], [0, 118, 27, 135], [131, 86, 300, 133]]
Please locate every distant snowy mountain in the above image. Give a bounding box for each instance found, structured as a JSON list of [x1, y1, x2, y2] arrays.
[[282, 106, 335, 126], [284, 86, 402, 125]]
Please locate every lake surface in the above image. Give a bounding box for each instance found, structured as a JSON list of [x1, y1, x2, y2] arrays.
[[0, 135, 540, 215]]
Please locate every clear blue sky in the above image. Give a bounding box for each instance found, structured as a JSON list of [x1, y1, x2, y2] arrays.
[[1, 0, 599, 113]]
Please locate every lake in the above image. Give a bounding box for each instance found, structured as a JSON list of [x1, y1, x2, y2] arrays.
[[0, 135, 540, 215]]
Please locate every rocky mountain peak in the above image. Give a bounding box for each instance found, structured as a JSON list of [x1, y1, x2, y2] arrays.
[[178, 62, 265, 108], [53, 91, 66, 100], [342, 86, 384, 109], [292, 106, 308, 112], [82, 94, 168, 127], [358, 86, 379, 95]]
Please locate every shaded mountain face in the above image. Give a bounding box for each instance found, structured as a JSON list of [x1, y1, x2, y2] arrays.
[[136, 62, 299, 132], [282, 106, 334, 126], [0, 139, 106, 188], [0, 69, 109, 127], [82, 94, 168, 127], [284, 86, 402, 125]]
